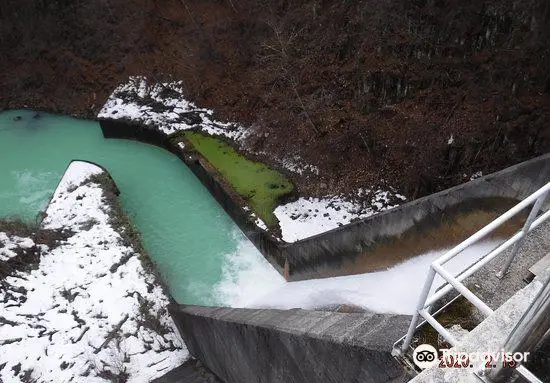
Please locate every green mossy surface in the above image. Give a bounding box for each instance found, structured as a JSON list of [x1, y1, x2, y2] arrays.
[[180, 132, 293, 228]]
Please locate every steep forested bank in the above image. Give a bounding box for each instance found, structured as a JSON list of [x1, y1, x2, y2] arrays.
[[1, 0, 549, 198]]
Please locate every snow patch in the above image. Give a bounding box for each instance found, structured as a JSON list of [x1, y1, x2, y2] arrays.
[[247, 149, 320, 177], [274, 190, 406, 243], [246, 211, 268, 231], [281, 155, 319, 176], [98, 76, 247, 141], [0, 232, 34, 262], [470, 171, 483, 181], [254, 217, 268, 231], [0, 162, 187, 383]]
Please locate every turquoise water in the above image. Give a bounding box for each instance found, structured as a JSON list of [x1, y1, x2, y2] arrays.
[[0, 110, 261, 305]]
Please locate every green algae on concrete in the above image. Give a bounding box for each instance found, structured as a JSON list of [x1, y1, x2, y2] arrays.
[[179, 131, 293, 228]]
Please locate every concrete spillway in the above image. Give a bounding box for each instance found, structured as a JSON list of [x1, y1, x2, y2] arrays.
[[161, 154, 550, 383], [99, 117, 550, 283]]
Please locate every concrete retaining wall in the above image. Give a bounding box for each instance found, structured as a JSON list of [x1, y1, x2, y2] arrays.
[[282, 154, 550, 280], [170, 305, 411, 383], [99, 118, 550, 281]]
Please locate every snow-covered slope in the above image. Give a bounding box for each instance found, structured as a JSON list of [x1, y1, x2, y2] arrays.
[[98, 76, 247, 140], [0, 161, 187, 383], [274, 190, 406, 242]]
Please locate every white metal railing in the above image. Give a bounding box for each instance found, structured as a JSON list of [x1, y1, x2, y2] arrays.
[[392, 181, 550, 381]]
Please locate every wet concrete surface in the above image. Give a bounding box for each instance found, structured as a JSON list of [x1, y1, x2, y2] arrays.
[[465, 220, 550, 315]]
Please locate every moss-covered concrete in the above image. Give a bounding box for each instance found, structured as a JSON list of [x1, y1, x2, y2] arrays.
[[179, 131, 293, 228]]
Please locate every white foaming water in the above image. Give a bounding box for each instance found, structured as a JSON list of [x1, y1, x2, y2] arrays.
[[216, 238, 502, 314], [213, 231, 285, 307]]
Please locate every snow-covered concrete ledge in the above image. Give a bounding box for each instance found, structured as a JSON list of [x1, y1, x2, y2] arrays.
[[0, 161, 187, 382], [274, 190, 406, 243]]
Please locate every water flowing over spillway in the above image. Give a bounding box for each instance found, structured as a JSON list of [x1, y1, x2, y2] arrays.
[[0, 110, 504, 313]]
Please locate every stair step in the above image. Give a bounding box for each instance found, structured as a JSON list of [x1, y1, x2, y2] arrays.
[[529, 253, 550, 277]]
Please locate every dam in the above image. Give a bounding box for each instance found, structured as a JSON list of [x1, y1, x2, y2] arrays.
[[2, 109, 549, 382]]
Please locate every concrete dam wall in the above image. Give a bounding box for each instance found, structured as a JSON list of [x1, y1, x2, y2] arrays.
[[169, 305, 411, 383], [281, 153, 550, 280], [99, 118, 550, 281]]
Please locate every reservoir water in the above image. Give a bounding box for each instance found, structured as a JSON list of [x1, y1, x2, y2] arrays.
[[0, 110, 283, 305]]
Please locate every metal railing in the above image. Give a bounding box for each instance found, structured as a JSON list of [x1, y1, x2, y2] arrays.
[[392, 182, 550, 381]]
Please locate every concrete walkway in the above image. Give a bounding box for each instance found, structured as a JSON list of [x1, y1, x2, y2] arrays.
[[465, 221, 550, 312], [410, 266, 550, 382]]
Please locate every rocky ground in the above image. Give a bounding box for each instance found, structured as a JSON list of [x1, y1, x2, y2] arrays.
[[0, 162, 187, 383], [1, 0, 549, 202]]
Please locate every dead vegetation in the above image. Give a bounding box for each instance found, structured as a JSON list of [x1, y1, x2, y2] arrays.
[[0, 219, 71, 278], [1, 0, 549, 200], [413, 296, 481, 350]]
